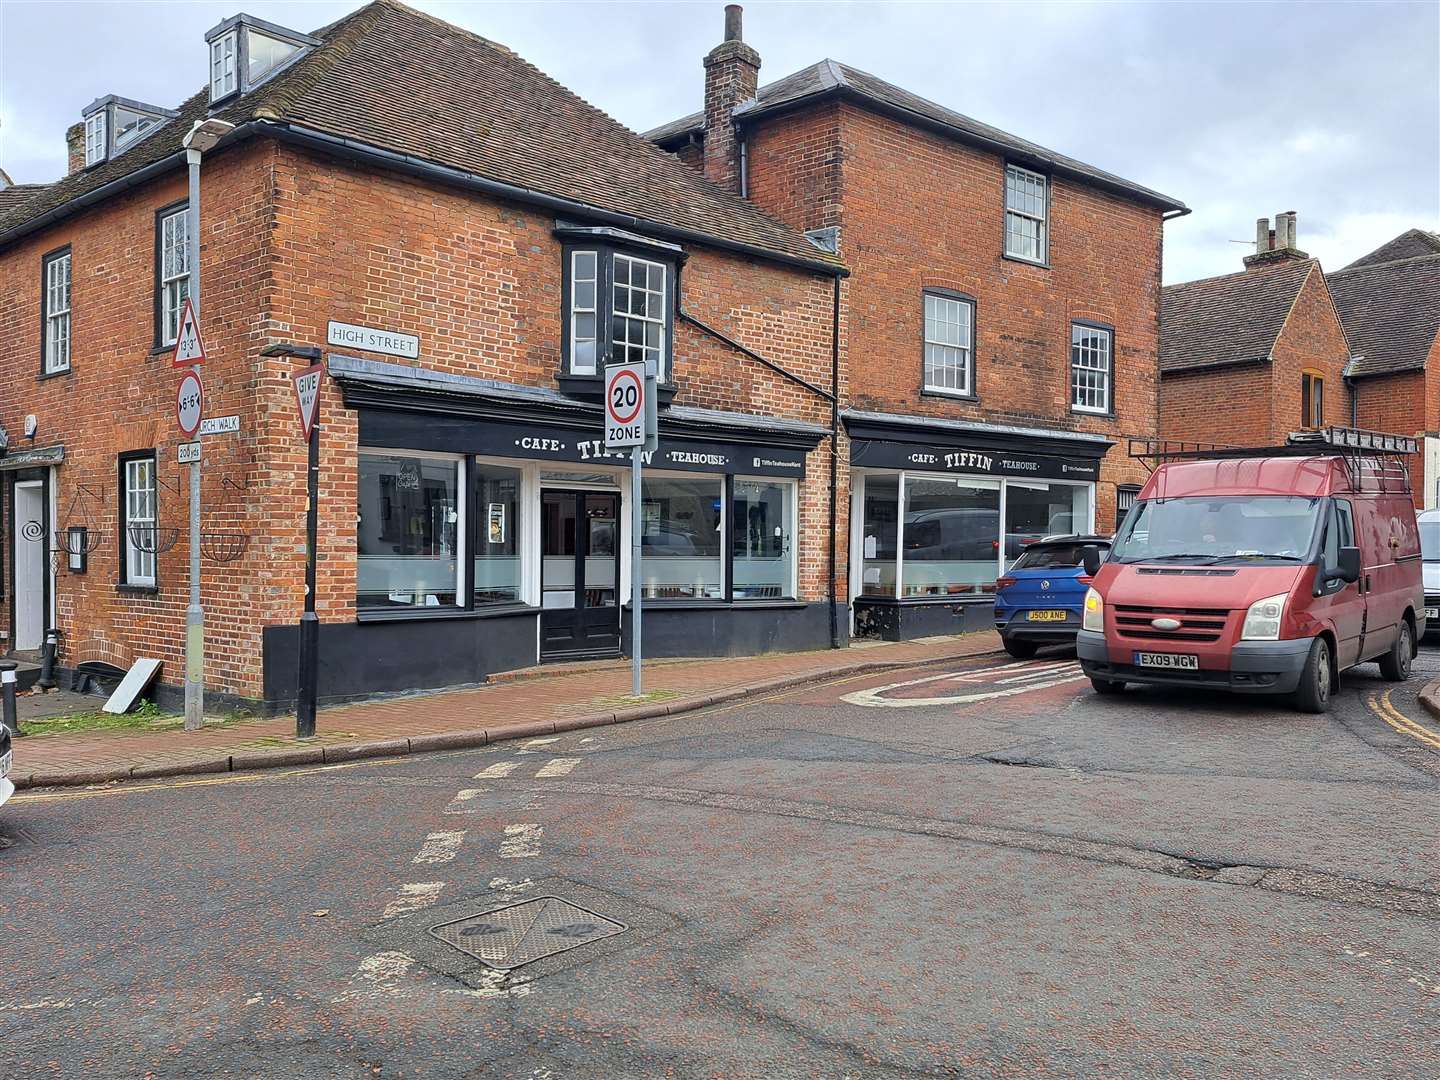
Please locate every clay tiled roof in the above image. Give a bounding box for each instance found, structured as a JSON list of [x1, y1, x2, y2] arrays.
[[1329, 250, 1440, 378], [0, 1, 840, 271], [647, 58, 1186, 213], [1160, 260, 1316, 374], [1344, 228, 1440, 270], [0, 184, 45, 215]]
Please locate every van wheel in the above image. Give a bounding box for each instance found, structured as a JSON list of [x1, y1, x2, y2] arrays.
[[1090, 677, 1126, 695], [1378, 620, 1414, 682], [1002, 637, 1038, 659], [1293, 637, 1333, 713]]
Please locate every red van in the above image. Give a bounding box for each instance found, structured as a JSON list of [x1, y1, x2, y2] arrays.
[[1077, 433, 1423, 712]]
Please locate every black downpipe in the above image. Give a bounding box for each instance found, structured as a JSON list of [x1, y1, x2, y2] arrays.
[[674, 264, 844, 650]]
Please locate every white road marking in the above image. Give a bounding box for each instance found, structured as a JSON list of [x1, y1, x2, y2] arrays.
[[489, 876, 534, 894], [535, 758, 579, 778], [499, 823, 543, 858], [382, 882, 445, 918], [993, 664, 1082, 686], [336, 951, 417, 1001], [841, 669, 1087, 708], [475, 761, 520, 779], [413, 830, 466, 865], [0, 997, 86, 1012], [525, 737, 560, 746], [444, 788, 488, 814]]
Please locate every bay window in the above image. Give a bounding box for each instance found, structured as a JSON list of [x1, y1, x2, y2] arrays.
[[357, 452, 463, 608], [560, 234, 677, 384]]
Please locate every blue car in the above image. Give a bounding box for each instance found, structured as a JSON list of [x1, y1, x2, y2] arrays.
[[993, 535, 1110, 658]]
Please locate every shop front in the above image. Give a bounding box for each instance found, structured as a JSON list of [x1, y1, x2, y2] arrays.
[[844, 410, 1111, 640], [262, 356, 828, 705]]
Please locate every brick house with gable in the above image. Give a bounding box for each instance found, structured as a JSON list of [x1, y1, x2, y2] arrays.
[[1328, 230, 1440, 509], [1159, 212, 1353, 451], [650, 7, 1188, 638], [0, 0, 850, 709]]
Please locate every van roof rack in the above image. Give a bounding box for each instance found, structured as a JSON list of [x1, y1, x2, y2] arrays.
[[1128, 427, 1416, 494]]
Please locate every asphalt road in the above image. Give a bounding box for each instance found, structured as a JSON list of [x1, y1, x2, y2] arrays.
[[3, 644, 1440, 1079]]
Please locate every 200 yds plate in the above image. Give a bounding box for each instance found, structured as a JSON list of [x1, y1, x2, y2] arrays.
[[1134, 651, 1199, 670]]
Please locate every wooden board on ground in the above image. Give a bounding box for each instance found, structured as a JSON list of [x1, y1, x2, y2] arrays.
[[103, 658, 162, 715]]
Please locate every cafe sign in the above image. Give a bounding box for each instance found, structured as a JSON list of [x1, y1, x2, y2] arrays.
[[849, 437, 1100, 481]]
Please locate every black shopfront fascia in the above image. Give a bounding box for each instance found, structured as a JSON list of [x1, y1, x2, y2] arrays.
[[844, 413, 1109, 482]]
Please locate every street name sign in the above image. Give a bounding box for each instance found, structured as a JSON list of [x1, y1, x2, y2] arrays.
[[178, 441, 201, 464], [604, 362, 645, 449], [176, 370, 204, 438], [199, 415, 240, 436], [326, 320, 419, 359], [293, 363, 323, 440], [172, 298, 207, 367]]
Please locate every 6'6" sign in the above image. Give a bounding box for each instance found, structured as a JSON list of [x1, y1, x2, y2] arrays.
[[604, 362, 645, 449]]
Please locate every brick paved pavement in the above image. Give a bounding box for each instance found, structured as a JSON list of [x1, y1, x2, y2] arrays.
[[8, 632, 1002, 789]]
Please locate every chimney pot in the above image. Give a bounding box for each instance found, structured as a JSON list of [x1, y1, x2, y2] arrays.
[[1283, 210, 1298, 250], [724, 4, 743, 41], [1255, 217, 1270, 254]]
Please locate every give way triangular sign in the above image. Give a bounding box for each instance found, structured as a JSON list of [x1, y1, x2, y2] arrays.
[[172, 298, 206, 367], [293, 363, 323, 441]]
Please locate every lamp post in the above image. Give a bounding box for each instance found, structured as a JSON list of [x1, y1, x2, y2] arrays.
[[179, 117, 234, 732]]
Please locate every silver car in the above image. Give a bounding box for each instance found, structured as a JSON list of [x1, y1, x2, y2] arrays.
[[1421, 509, 1440, 633]]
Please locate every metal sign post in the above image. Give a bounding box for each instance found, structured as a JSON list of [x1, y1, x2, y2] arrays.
[[292, 364, 323, 737], [181, 157, 207, 732], [604, 362, 651, 697]]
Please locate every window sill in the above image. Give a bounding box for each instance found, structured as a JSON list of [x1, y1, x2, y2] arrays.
[[116, 583, 160, 596], [854, 594, 994, 606], [1070, 407, 1115, 420], [149, 344, 174, 357], [37, 368, 73, 382], [622, 598, 805, 611], [920, 388, 978, 403], [1001, 252, 1050, 270], [356, 602, 539, 624]]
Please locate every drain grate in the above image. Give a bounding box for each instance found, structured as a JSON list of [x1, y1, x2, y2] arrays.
[[428, 896, 626, 971]]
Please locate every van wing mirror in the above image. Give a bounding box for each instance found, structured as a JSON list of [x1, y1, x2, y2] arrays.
[[1080, 545, 1102, 577], [1334, 546, 1361, 584]]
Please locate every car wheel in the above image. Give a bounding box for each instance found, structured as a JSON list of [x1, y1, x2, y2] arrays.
[[1293, 637, 1333, 713], [1002, 637, 1038, 659], [1090, 677, 1126, 695], [1378, 619, 1414, 682]]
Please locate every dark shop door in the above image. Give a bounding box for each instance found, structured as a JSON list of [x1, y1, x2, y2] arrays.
[[540, 490, 621, 659]]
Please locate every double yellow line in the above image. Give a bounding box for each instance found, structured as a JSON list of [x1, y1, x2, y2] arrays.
[[1369, 690, 1440, 752]]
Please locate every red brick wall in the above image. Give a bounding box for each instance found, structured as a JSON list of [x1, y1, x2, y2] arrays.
[[0, 142, 280, 696], [1268, 265, 1352, 438], [1355, 367, 1429, 508], [1159, 363, 1273, 448], [743, 102, 1166, 531]]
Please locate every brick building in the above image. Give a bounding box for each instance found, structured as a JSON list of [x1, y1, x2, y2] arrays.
[[1328, 230, 1440, 509], [1160, 212, 1353, 450], [0, 1, 851, 708], [650, 8, 1187, 637]]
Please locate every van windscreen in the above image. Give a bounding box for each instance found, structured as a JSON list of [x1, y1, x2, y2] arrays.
[[1110, 496, 1322, 565]]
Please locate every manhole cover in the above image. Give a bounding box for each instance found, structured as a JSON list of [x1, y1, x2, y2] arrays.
[[428, 896, 626, 971]]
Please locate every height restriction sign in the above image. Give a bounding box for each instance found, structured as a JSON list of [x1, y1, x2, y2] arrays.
[[172, 298, 207, 367], [176, 370, 204, 438], [604, 362, 645, 449]]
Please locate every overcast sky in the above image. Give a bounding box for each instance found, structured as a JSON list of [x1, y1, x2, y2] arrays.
[[2, 0, 1436, 283]]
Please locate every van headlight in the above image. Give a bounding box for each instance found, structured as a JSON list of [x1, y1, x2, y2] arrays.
[[1082, 587, 1104, 633], [1241, 593, 1288, 640]]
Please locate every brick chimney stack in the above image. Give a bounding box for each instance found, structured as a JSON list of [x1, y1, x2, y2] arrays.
[[702, 4, 760, 194], [1243, 210, 1308, 268], [66, 122, 86, 175]]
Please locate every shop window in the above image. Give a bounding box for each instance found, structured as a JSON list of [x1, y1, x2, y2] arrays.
[[563, 244, 674, 382], [120, 453, 157, 587], [640, 476, 722, 599], [42, 247, 72, 375], [901, 477, 1001, 596], [1070, 322, 1112, 415], [1301, 370, 1324, 430], [922, 291, 974, 396], [156, 203, 189, 347], [1004, 164, 1048, 263], [356, 452, 463, 608], [732, 479, 795, 600], [474, 462, 522, 606], [860, 475, 899, 597], [1004, 481, 1092, 564]]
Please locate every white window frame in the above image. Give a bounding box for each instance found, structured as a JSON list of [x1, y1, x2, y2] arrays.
[[83, 112, 106, 167], [922, 291, 974, 397], [158, 205, 189, 347], [43, 250, 72, 374], [568, 250, 599, 375], [123, 455, 157, 587], [611, 253, 667, 380], [1070, 323, 1112, 415], [210, 30, 238, 100], [1004, 164, 1049, 264]]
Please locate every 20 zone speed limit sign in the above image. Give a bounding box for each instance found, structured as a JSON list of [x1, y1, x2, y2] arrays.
[[604, 362, 645, 449]]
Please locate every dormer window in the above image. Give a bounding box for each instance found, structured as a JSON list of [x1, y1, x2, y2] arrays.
[[80, 96, 177, 168], [205, 14, 319, 104]]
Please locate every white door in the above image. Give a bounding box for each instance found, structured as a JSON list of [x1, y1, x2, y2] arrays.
[[13, 480, 45, 651]]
